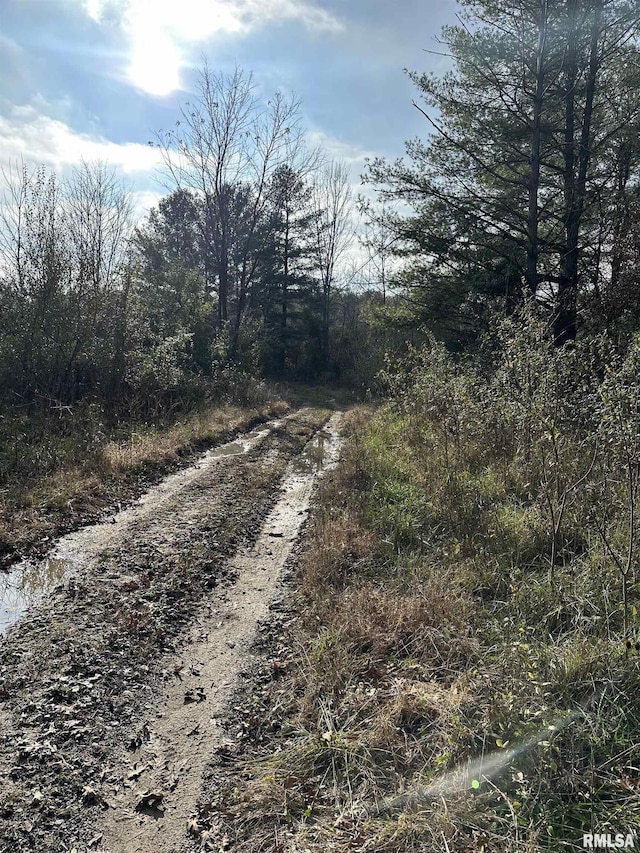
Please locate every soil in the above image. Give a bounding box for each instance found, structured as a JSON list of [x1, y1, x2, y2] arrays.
[[0, 403, 288, 571], [0, 407, 342, 853], [0, 419, 277, 635]]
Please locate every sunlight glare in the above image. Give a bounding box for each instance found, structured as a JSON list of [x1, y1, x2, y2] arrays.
[[124, 0, 246, 96], [83, 0, 340, 96], [128, 29, 181, 97]]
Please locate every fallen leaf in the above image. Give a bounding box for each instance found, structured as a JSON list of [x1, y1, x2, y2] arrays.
[[127, 765, 146, 781], [187, 817, 201, 836], [135, 790, 165, 814], [82, 786, 98, 803]]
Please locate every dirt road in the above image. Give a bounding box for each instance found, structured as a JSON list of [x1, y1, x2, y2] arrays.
[[0, 407, 342, 853]]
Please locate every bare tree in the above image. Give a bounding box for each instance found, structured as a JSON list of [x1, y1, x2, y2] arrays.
[[64, 161, 133, 296], [359, 200, 399, 304], [61, 160, 134, 397], [0, 162, 71, 396], [156, 62, 310, 356], [311, 160, 353, 365], [0, 160, 30, 294], [0, 160, 134, 401]]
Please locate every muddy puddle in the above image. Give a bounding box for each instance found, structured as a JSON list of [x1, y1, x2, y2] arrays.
[[291, 427, 331, 473], [207, 439, 248, 457], [0, 555, 77, 633], [0, 421, 277, 637]]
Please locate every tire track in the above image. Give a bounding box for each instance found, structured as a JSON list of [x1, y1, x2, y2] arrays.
[[96, 413, 343, 853]]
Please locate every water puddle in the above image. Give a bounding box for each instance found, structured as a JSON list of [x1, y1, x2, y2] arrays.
[[291, 429, 331, 473], [0, 555, 76, 634], [198, 425, 273, 464], [205, 428, 269, 460], [0, 421, 281, 637], [208, 440, 248, 458]]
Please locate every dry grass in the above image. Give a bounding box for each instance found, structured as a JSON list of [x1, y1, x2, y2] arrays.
[[299, 511, 376, 592], [339, 405, 374, 438], [100, 402, 289, 472], [198, 400, 640, 853], [323, 583, 478, 670]]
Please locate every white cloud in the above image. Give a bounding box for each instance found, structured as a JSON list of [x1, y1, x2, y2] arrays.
[[83, 0, 104, 19], [81, 0, 343, 96], [307, 128, 374, 170], [0, 104, 168, 224], [131, 188, 164, 218], [0, 105, 163, 175]]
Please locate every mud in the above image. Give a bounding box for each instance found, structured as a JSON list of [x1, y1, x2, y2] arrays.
[[97, 412, 342, 853], [0, 408, 341, 853], [0, 423, 275, 636]]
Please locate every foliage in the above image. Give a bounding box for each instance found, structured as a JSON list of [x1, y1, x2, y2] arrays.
[[217, 318, 640, 851], [0, 71, 365, 420], [365, 0, 640, 345]]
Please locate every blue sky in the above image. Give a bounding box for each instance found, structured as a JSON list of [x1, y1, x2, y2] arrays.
[[1, 0, 459, 217]]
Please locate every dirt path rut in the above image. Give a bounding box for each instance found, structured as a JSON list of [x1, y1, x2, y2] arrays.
[[0, 408, 341, 853], [1, 420, 278, 634], [98, 412, 342, 853]]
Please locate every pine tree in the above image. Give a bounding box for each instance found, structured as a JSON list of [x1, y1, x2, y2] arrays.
[[258, 165, 320, 375], [366, 0, 640, 344]]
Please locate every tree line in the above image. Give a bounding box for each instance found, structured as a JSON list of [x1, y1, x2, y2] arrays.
[[0, 65, 379, 416], [3, 0, 634, 418], [366, 0, 640, 349]]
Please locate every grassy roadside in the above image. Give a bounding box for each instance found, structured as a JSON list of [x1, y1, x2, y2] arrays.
[[0, 397, 290, 566], [199, 403, 640, 853]]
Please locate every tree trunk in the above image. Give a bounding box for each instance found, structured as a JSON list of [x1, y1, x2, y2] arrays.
[[554, 0, 601, 345], [526, 0, 548, 297], [280, 210, 290, 372]]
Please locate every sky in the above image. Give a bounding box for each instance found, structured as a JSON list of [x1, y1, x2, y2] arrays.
[[1, 0, 459, 219]]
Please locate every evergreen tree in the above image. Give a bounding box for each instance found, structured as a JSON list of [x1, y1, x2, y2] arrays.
[[134, 189, 213, 374], [366, 0, 640, 345], [258, 165, 320, 375]]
